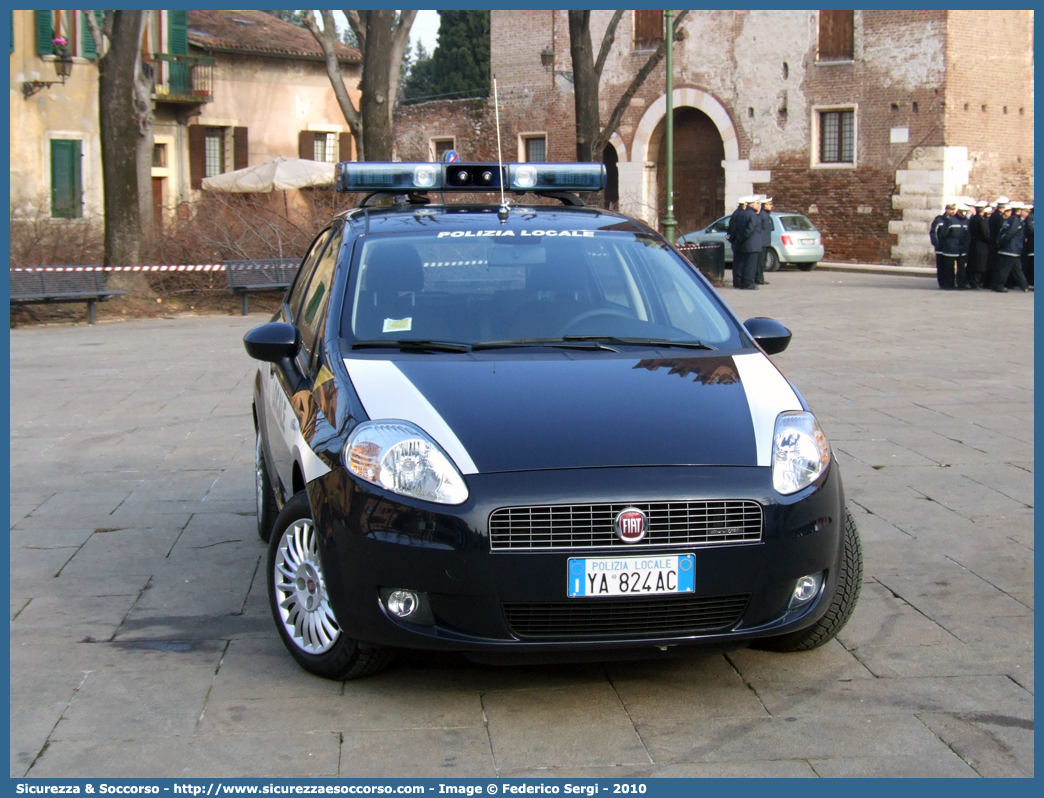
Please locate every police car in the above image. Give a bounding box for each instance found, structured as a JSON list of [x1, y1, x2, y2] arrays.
[[244, 161, 862, 680]]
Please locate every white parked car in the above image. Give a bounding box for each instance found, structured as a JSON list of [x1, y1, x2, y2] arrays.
[[678, 212, 825, 271]]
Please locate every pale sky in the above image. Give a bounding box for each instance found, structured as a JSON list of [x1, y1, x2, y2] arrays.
[[326, 10, 440, 54], [410, 10, 440, 54]]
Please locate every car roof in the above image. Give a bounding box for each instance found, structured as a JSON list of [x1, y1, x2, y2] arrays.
[[337, 203, 652, 237]]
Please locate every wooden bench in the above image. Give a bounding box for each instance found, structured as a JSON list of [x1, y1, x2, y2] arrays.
[[9, 268, 124, 325], [225, 258, 300, 316]]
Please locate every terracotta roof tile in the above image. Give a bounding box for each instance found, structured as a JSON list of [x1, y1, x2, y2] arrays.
[[187, 10, 359, 61]]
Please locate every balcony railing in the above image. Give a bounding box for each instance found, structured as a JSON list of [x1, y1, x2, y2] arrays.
[[144, 53, 215, 104]]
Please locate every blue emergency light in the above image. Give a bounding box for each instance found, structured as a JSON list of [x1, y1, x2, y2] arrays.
[[336, 162, 606, 194]]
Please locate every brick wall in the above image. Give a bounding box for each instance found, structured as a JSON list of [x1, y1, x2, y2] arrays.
[[944, 10, 1035, 201], [394, 10, 1034, 263]]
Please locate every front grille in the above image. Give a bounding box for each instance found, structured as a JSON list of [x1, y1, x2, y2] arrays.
[[489, 501, 762, 551], [503, 594, 751, 638]]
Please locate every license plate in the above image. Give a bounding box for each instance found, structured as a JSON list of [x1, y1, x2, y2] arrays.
[[567, 554, 695, 597], [801, 238, 816, 245]]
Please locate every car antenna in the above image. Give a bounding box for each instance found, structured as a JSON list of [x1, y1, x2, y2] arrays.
[[494, 75, 509, 223]]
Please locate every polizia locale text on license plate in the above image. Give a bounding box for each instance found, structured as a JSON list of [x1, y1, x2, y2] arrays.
[[568, 554, 695, 597]]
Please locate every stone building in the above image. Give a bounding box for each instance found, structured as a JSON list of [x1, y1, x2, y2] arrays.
[[10, 10, 358, 229], [394, 10, 1034, 266]]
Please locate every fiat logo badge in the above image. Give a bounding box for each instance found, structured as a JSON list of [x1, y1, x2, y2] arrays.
[[615, 507, 647, 543]]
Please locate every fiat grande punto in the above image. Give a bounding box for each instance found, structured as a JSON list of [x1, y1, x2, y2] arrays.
[[244, 162, 862, 679]]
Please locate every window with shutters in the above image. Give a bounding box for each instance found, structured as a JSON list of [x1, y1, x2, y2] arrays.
[[50, 139, 83, 219], [39, 11, 101, 59], [521, 134, 547, 163], [204, 128, 226, 177], [189, 125, 246, 188], [633, 10, 663, 50], [313, 132, 338, 163], [817, 10, 854, 62], [812, 107, 856, 167], [300, 129, 351, 162]]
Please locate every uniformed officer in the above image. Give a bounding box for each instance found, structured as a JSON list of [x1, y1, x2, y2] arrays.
[[929, 203, 959, 289], [756, 196, 774, 285], [987, 196, 1009, 285], [993, 202, 1030, 292], [734, 196, 762, 289], [727, 196, 752, 289], [967, 200, 991, 290], [949, 202, 972, 289]]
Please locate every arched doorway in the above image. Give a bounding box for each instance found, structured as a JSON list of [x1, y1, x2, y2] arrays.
[[655, 107, 725, 235]]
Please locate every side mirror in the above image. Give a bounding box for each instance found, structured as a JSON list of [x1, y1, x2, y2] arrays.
[[743, 317, 792, 355], [244, 322, 301, 363]]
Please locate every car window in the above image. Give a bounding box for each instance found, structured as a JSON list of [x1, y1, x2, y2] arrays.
[[779, 215, 816, 232], [340, 230, 741, 347], [287, 228, 334, 320], [297, 224, 344, 373], [709, 218, 730, 233]]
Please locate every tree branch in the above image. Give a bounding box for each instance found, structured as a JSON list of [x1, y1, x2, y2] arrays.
[[596, 10, 689, 155], [343, 10, 365, 52], [305, 10, 363, 157], [594, 10, 625, 79]]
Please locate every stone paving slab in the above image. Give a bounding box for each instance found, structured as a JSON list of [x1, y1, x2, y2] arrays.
[[9, 272, 1034, 778]]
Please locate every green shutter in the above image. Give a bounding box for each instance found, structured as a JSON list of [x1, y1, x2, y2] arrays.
[[82, 11, 103, 59], [51, 139, 82, 219], [168, 10, 187, 55], [36, 10, 53, 55]]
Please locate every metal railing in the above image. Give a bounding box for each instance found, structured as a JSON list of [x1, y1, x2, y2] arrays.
[[144, 53, 215, 103]]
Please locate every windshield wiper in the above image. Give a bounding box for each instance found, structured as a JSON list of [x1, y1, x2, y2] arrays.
[[351, 339, 472, 353], [472, 338, 620, 352], [562, 336, 716, 351]]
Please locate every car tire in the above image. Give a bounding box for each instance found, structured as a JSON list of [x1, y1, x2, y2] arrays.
[[267, 491, 393, 680], [255, 430, 279, 543], [765, 249, 780, 272], [753, 508, 863, 652], [797, 262, 817, 272]]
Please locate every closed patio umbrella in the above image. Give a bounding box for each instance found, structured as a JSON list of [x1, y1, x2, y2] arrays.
[[201, 155, 335, 193]]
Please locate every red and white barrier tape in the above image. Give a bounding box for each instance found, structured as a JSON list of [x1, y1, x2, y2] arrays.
[[11, 265, 228, 272]]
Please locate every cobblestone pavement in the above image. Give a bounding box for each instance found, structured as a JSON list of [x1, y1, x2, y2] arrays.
[[9, 270, 1033, 778]]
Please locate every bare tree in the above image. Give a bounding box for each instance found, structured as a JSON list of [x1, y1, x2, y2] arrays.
[[304, 10, 415, 161], [569, 10, 689, 164], [83, 10, 155, 266]]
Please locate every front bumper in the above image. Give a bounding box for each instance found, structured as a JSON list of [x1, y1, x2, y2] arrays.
[[308, 463, 846, 653]]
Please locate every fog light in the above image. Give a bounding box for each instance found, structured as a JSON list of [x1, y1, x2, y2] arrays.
[[386, 589, 420, 618], [790, 572, 823, 608]]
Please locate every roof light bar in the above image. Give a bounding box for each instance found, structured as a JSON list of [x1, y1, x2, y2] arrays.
[[337, 163, 443, 192], [337, 162, 606, 194], [507, 163, 606, 192]]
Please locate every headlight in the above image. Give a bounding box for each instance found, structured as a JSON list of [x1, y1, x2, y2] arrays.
[[344, 420, 469, 505], [771, 411, 830, 494]]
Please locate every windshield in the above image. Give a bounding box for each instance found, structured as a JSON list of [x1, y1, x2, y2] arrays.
[[339, 230, 743, 348], [779, 215, 816, 232]]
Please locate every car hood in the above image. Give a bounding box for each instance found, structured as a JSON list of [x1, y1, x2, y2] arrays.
[[344, 352, 802, 474]]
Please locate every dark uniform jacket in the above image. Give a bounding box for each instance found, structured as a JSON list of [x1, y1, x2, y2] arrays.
[[938, 214, 970, 257], [757, 210, 774, 250], [929, 214, 951, 254], [733, 207, 760, 254], [968, 213, 990, 262], [997, 215, 1024, 257], [988, 210, 1005, 249], [726, 206, 745, 247], [1023, 212, 1034, 257]]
